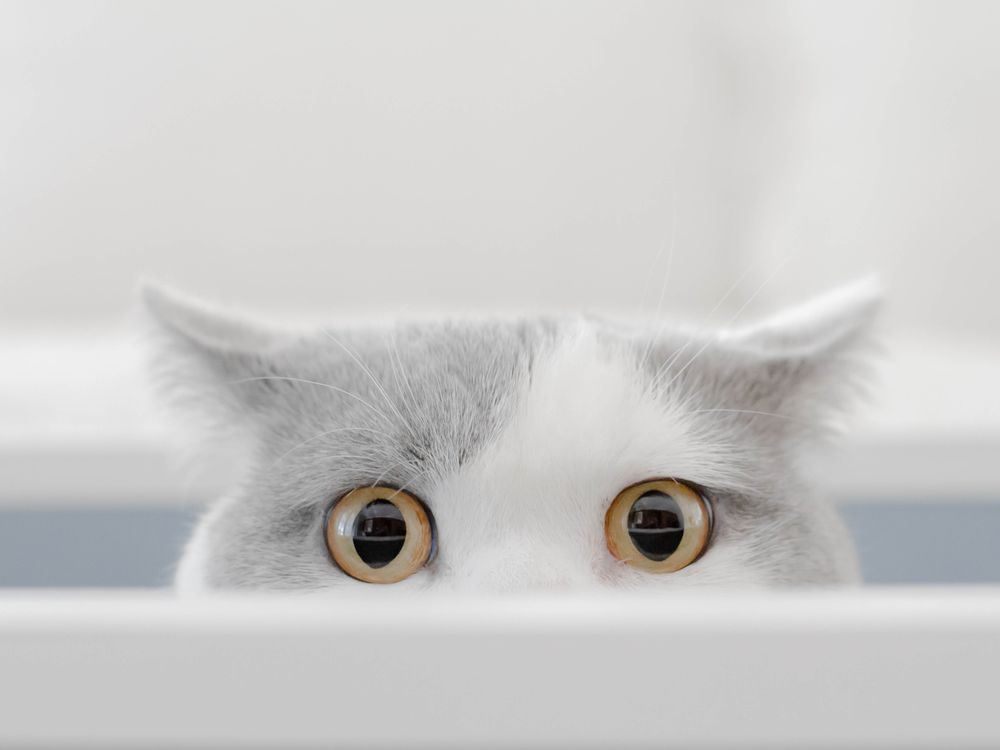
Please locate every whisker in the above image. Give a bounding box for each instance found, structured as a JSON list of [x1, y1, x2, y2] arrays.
[[654, 254, 791, 394], [387, 327, 427, 436], [647, 260, 759, 385], [321, 328, 414, 436], [636, 181, 679, 371], [269, 426, 396, 469], [689, 408, 810, 427], [370, 456, 423, 489], [228, 376, 393, 423], [386, 465, 436, 501], [308, 454, 381, 470]]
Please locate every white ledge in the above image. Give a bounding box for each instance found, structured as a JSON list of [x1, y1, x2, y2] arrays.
[[0, 589, 998, 748]]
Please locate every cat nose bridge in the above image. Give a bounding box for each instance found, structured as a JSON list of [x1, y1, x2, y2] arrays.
[[451, 535, 590, 593]]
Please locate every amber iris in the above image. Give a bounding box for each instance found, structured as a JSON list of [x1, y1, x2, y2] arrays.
[[605, 479, 712, 573], [326, 487, 434, 583]]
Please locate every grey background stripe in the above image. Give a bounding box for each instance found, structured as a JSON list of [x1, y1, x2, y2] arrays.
[[0, 502, 998, 587]]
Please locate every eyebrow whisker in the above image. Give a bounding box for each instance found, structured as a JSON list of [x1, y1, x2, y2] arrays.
[[321, 328, 417, 437], [228, 375, 394, 423], [268, 426, 397, 470]]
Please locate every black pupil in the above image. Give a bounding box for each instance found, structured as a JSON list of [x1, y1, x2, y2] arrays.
[[353, 499, 407, 568], [627, 491, 684, 561]]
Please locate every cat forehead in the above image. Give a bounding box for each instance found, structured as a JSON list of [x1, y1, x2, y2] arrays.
[[269, 319, 748, 507], [254, 317, 552, 504]]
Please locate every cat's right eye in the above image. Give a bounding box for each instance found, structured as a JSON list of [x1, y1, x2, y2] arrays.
[[325, 486, 435, 584], [604, 479, 713, 573]]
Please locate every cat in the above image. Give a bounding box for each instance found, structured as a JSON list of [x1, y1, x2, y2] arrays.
[[141, 279, 879, 593]]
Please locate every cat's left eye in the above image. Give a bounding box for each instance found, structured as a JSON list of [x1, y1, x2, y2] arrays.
[[325, 486, 435, 584], [604, 479, 713, 573]]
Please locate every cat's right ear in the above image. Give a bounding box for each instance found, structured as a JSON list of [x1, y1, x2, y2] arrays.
[[139, 282, 293, 424]]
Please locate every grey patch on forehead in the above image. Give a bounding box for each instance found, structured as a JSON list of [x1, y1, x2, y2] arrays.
[[248, 317, 560, 503], [341, 319, 554, 471]]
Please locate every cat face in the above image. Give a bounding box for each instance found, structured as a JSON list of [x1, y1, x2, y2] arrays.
[[143, 281, 878, 593]]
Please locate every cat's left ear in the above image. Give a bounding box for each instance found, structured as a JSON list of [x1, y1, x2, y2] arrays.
[[678, 277, 882, 435], [139, 282, 297, 425]]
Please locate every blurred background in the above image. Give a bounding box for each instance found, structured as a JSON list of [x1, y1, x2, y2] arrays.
[[1, 0, 999, 586]]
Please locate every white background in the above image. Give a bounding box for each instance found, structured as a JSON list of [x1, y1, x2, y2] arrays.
[[2, 1, 1000, 501], [3, 1, 998, 336]]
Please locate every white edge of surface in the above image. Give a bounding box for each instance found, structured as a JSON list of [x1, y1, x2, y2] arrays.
[[0, 589, 998, 748]]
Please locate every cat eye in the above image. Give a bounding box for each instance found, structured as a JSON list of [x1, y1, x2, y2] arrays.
[[604, 479, 713, 573], [325, 486, 435, 583]]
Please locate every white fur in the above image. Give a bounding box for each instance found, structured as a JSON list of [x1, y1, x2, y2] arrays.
[[174, 496, 238, 594], [148, 281, 875, 593], [431, 326, 745, 591]]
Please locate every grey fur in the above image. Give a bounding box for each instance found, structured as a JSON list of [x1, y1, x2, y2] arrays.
[[142, 281, 878, 591]]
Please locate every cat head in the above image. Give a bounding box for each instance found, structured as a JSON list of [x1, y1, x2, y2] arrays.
[[142, 280, 880, 593]]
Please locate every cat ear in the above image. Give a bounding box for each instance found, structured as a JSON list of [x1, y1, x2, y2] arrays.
[[676, 278, 882, 438], [721, 277, 882, 359], [139, 282, 293, 423]]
